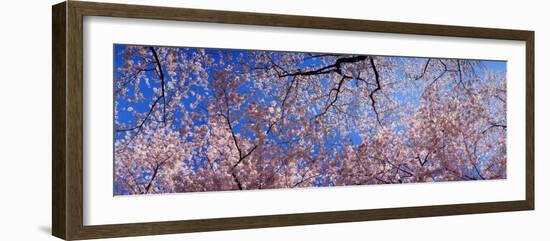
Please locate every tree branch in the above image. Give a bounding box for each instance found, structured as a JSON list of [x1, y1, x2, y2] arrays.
[[115, 67, 156, 96], [415, 58, 431, 80], [115, 48, 167, 132], [369, 57, 382, 126], [482, 123, 507, 134], [231, 172, 244, 190], [149, 47, 167, 123], [456, 59, 467, 89], [220, 99, 258, 190], [292, 173, 321, 188], [144, 154, 172, 193], [279, 55, 367, 77], [314, 75, 351, 119], [303, 53, 339, 61], [461, 135, 485, 180], [115, 95, 163, 132]]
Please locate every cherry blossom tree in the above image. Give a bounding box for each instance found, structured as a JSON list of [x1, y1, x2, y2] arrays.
[[113, 45, 506, 195]]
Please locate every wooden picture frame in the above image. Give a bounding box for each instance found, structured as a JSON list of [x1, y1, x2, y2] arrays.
[[52, 1, 534, 240]]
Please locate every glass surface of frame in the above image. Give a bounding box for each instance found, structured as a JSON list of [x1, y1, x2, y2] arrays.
[[113, 44, 508, 196]]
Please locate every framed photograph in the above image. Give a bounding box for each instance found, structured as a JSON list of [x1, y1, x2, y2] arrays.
[[52, 1, 534, 240]]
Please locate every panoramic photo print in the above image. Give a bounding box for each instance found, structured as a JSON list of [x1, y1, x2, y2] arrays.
[[113, 44, 507, 195]]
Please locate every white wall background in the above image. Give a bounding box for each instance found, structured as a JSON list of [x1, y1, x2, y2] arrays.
[[0, 0, 547, 240]]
